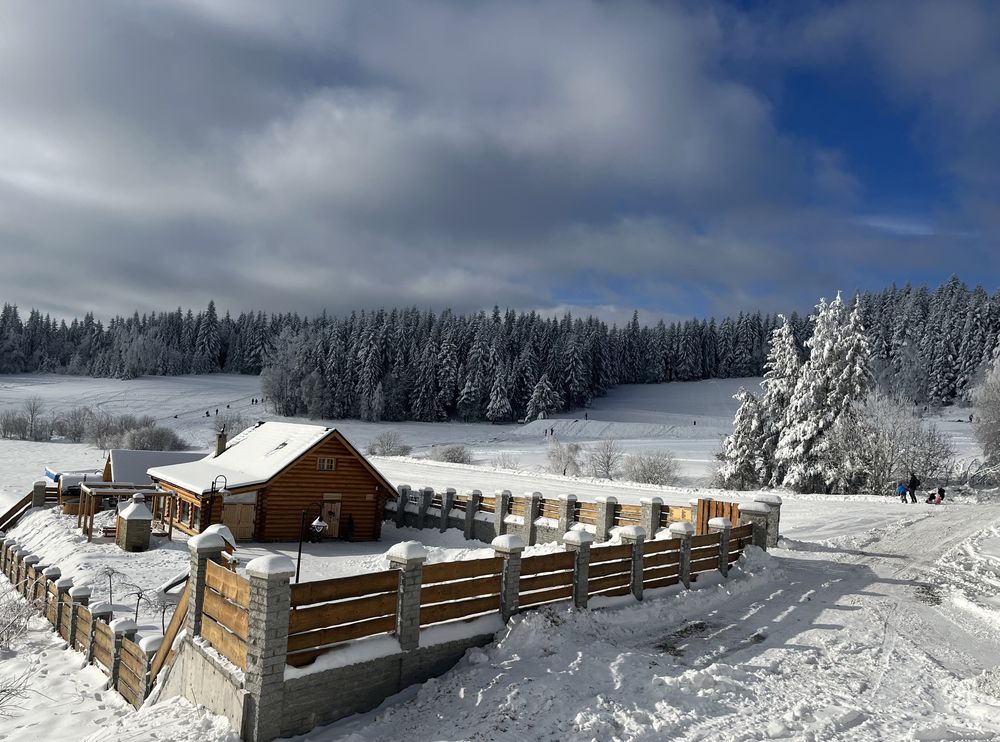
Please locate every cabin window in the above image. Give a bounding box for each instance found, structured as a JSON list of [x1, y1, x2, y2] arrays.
[[316, 457, 336, 472]]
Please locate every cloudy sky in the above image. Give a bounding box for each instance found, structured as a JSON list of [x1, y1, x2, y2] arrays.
[[1, 0, 998, 324]]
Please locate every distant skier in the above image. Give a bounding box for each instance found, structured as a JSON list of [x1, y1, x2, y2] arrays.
[[907, 472, 920, 504], [896, 482, 908, 503], [584, 412, 588, 421]]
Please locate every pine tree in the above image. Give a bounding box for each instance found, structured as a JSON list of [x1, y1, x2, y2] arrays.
[[759, 315, 802, 484], [486, 366, 513, 423], [525, 373, 562, 421], [718, 388, 764, 488]]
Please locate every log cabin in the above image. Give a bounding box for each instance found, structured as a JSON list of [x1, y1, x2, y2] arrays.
[[147, 422, 396, 542]]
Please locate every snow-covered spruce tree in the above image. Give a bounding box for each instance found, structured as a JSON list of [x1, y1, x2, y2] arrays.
[[717, 388, 764, 488], [972, 359, 1000, 465], [759, 315, 802, 484], [486, 366, 513, 423], [775, 294, 872, 492], [525, 373, 562, 421]]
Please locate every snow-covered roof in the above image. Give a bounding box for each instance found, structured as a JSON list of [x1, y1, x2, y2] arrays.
[[108, 449, 205, 485], [147, 421, 335, 494]]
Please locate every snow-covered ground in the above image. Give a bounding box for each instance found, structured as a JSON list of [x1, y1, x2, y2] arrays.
[[1, 374, 998, 741]]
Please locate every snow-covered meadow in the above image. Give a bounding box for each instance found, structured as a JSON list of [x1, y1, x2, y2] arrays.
[[0, 373, 998, 741]]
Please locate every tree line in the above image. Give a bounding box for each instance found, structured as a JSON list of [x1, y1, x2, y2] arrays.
[[0, 275, 996, 423]]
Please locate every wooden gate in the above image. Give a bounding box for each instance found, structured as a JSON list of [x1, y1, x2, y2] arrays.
[[222, 503, 255, 541], [696, 499, 741, 535]]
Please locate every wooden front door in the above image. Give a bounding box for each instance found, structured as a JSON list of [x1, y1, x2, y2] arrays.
[[222, 503, 255, 541], [322, 500, 341, 538]]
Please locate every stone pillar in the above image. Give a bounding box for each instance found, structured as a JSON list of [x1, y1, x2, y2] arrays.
[[416, 487, 433, 530], [739, 502, 771, 551], [386, 541, 427, 652], [138, 635, 163, 699], [11, 547, 27, 591], [41, 566, 60, 613], [89, 602, 113, 663], [395, 485, 411, 527], [641, 497, 662, 539], [707, 517, 733, 578], [492, 535, 524, 621], [595, 497, 617, 542], [109, 618, 138, 687], [753, 494, 783, 548], [557, 494, 577, 537], [69, 585, 92, 607], [439, 488, 456, 533], [32, 479, 47, 508], [186, 532, 226, 637], [564, 530, 594, 609], [118, 493, 153, 552], [244, 554, 295, 742], [494, 490, 512, 537], [22, 555, 40, 597], [669, 522, 694, 589], [54, 577, 73, 634], [463, 490, 482, 540], [523, 492, 542, 546], [618, 526, 645, 601], [0, 535, 8, 574]]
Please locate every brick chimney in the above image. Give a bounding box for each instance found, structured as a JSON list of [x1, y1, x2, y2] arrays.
[[215, 428, 227, 457]]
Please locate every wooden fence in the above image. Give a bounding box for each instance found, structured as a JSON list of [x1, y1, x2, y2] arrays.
[[201, 560, 249, 670], [518, 551, 575, 609], [420, 558, 503, 627]]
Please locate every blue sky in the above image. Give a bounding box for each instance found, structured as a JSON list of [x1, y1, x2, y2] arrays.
[[0, 1, 996, 326]]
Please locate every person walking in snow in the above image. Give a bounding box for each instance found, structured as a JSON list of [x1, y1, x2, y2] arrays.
[[907, 472, 920, 504], [896, 482, 908, 503]]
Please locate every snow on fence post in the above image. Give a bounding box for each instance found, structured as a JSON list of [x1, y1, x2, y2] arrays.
[[619, 526, 645, 601], [54, 577, 73, 633], [492, 535, 524, 621], [463, 489, 482, 540], [109, 618, 138, 688], [641, 498, 662, 539], [753, 494, 782, 548], [523, 492, 542, 545], [386, 541, 427, 652], [22, 554, 40, 597], [707, 517, 733, 578], [495, 490, 512, 536], [186, 532, 226, 638], [564, 530, 594, 609], [41, 566, 60, 615], [244, 554, 295, 742], [32, 479, 47, 509], [669, 522, 694, 589], [595, 497, 617, 542], [395, 485, 410, 527], [69, 585, 92, 607], [739, 502, 771, 552], [557, 494, 577, 537], [67, 587, 92, 649], [439, 488, 456, 533], [416, 487, 434, 530], [89, 602, 114, 663], [138, 635, 163, 701]]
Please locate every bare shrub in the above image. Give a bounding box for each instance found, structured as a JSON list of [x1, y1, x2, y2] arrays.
[[366, 431, 413, 457], [22, 396, 46, 441], [54, 406, 92, 442], [121, 426, 188, 451], [214, 412, 253, 438], [585, 437, 624, 479], [547, 438, 581, 476], [0, 411, 28, 440], [622, 451, 679, 485], [0, 586, 33, 652], [88, 411, 167, 449], [490, 452, 521, 470], [0, 672, 29, 719], [430, 444, 473, 464]]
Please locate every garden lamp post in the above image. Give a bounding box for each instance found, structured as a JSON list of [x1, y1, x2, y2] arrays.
[[295, 503, 327, 583]]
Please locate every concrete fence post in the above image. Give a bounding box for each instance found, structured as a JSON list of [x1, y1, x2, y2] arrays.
[[669, 522, 694, 589], [492, 534, 524, 622], [640, 498, 662, 539], [54, 577, 73, 634], [739, 502, 771, 551], [395, 485, 411, 527], [89, 602, 114, 663], [564, 530, 594, 609], [618, 526, 645, 601], [22, 555, 40, 597], [12, 548, 27, 592], [416, 487, 434, 530], [109, 618, 138, 687], [707, 517, 733, 578], [244, 554, 295, 742], [439, 488, 456, 532], [523, 492, 541, 546], [595, 497, 617, 542], [67, 587, 93, 649], [138, 635, 163, 700], [69, 585, 92, 608], [41, 566, 61, 614], [463, 490, 482, 540], [495, 490, 512, 536], [32, 479, 48, 509], [386, 541, 427, 652], [186, 533, 226, 638], [0, 536, 8, 573], [557, 494, 577, 537], [752, 494, 782, 548]]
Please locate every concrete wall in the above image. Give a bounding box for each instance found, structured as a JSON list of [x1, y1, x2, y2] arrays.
[[158, 640, 248, 733], [279, 632, 496, 738]]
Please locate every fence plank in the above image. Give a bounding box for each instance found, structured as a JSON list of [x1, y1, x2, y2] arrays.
[[201, 615, 247, 670], [691, 533, 721, 548], [520, 551, 575, 574], [588, 560, 631, 579], [690, 556, 720, 573], [643, 564, 680, 582], [421, 575, 501, 605], [519, 570, 573, 593], [690, 544, 721, 561], [644, 551, 680, 568], [588, 573, 630, 593], [291, 569, 399, 607], [289, 593, 397, 634], [287, 615, 396, 654], [92, 621, 115, 671], [518, 584, 573, 608], [419, 594, 499, 626], [149, 582, 189, 684], [590, 544, 633, 562], [422, 558, 503, 584], [205, 561, 250, 607], [203, 589, 249, 639], [643, 538, 681, 555], [644, 575, 679, 590]]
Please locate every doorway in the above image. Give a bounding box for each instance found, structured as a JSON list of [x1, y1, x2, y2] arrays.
[[322, 494, 342, 538]]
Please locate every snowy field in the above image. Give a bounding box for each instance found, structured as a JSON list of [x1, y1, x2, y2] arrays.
[[1, 374, 999, 741]]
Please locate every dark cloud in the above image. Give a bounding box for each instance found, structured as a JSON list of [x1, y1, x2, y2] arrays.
[[0, 0, 996, 325]]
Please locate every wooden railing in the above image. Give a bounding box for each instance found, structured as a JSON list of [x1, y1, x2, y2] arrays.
[[587, 543, 633, 598], [287, 568, 400, 667], [149, 582, 189, 685], [201, 560, 249, 670], [642, 537, 682, 590], [419, 558, 503, 628], [0, 494, 31, 531]]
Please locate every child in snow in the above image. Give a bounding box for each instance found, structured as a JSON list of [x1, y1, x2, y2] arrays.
[[896, 482, 908, 503], [925, 487, 946, 504]]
